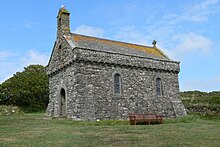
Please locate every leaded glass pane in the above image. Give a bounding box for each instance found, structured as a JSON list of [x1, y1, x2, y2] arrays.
[[114, 74, 121, 94], [156, 78, 161, 96]]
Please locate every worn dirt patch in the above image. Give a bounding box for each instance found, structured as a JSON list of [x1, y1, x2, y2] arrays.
[[0, 138, 16, 141]]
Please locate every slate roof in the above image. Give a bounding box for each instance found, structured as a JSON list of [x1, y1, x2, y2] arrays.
[[64, 33, 171, 61]]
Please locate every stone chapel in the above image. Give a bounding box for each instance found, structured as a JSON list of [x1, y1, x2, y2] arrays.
[[46, 6, 187, 121]]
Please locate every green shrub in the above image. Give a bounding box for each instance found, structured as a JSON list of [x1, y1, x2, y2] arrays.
[[0, 105, 23, 116], [181, 91, 220, 118], [0, 65, 49, 112]]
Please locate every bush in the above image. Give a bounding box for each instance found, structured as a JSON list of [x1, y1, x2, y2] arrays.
[[0, 105, 23, 116], [181, 91, 220, 118], [0, 65, 49, 112]]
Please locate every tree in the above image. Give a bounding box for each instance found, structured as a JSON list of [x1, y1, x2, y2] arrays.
[[0, 65, 49, 112]]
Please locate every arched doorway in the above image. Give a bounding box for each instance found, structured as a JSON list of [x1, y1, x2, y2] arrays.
[[60, 88, 66, 117]]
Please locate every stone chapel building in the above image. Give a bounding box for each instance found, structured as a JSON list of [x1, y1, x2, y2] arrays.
[[46, 7, 186, 121]]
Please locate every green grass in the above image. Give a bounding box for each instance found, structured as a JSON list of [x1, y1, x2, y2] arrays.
[[1, 113, 220, 147]]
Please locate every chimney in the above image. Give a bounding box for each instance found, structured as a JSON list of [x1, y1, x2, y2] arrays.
[[57, 5, 70, 38]]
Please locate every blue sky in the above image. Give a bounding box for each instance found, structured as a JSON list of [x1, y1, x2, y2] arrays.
[[0, 0, 220, 92]]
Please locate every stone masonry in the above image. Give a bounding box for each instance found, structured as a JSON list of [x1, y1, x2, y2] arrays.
[[46, 6, 187, 121]]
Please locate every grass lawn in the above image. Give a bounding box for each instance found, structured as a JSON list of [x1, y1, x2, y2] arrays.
[[0, 113, 220, 147]]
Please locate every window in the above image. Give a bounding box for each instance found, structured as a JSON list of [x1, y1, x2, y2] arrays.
[[114, 73, 121, 94], [58, 18, 61, 29], [58, 45, 62, 49], [156, 78, 162, 96], [58, 45, 62, 61]]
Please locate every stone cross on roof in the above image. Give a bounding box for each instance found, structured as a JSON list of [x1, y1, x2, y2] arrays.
[[152, 40, 157, 48]]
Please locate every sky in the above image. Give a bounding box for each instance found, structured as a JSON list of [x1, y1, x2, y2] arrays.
[[0, 0, 220, 92]]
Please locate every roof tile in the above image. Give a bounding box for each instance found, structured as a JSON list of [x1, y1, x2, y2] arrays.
[[64, 33, 170, 61]]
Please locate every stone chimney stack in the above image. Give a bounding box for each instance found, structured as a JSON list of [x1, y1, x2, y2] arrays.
[[57, 5, 70, 38]]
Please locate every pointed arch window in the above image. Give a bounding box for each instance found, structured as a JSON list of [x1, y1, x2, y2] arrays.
[[156, 78, 162, 96], [114, 73, 122, 94]]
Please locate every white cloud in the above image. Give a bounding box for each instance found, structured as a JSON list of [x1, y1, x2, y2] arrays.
[[183, 0, 220, 22], [173, 32, 212, 55], [73, 25, 105, 38], [159, 32, 212, 60], [163, 0, 220, 24], [0, 51, 12, 59], [0, 50, 49, 83], [114, 26, 149, 46], [21, 50, 49, 66], [181, 76, 220, 92], [144, 0, 220, 49]]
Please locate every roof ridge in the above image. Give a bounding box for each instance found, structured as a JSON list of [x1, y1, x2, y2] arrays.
[[68, 32, 170, 60], [70, 32, 153, 49]]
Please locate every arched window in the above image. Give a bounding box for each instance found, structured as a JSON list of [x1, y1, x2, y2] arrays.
[[114, 73, 121, 94], [156, 78, 162, 96]]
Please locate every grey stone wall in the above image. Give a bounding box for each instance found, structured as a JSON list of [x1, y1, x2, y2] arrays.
[[46, 65, 77, 118], [47, 37, 73, 75], [46, 47, 186, 120]]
